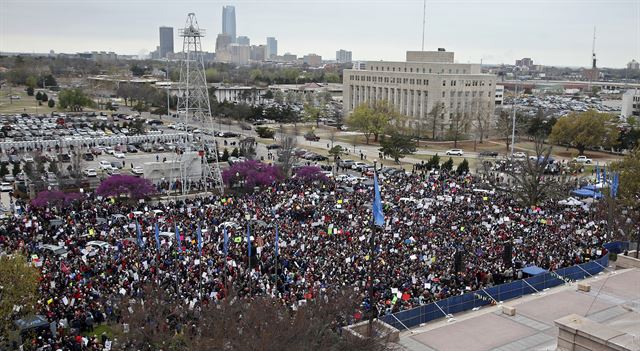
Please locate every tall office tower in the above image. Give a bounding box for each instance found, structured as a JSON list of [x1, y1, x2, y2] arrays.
[[222, 5, 236, 42], [336, 49, 352, 63], [236, 36, 250, 46], [266, 37, 277, 59], [159, 26, 174, 58]]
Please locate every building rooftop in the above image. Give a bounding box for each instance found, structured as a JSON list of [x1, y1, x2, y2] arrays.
[[397, 268, 640, 351]]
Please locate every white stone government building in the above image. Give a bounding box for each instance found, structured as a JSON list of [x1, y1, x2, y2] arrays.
[[343, 50, 497, 139]]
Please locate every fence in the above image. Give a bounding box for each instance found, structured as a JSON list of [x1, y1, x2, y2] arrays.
[[0, 133, 193, 151], [380, 252, 612, 330]]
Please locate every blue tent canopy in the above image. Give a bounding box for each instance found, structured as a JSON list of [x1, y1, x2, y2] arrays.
[[581, 184, 597, 191], [522, 266, 548, 276], [571, 188, 603, 199]]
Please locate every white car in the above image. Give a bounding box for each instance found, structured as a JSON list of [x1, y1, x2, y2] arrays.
[[99, 160, 112, 171], [83, 169, 97, 177], [131, 166, 144, 176], [512, 152, 526, 159], [105, 147, 115, 155], [113, 152, 126, 159], [22, 155, 35, 163], [573, 155, 592, 164], [446, 149, 464, 156], [0, 182, 13, 192]]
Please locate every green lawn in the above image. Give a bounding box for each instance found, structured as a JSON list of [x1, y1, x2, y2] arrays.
[[0, 86, 59, 114], [81, 323, 117, 339]]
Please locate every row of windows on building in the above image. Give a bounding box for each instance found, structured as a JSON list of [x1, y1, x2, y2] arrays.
[[370, 66, 468, 74], [348, 75, 492, 88], [349, 85, 492, 99]]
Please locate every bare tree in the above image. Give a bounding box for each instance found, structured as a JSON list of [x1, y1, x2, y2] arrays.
[[277, 123, 299, 176], [447, 112, 468, 148], [483, 135, 572, 208], [495, 108, 514, 151], [427, 102, 445, 140], [121, 285, 389, 351], [471, 97, 491, 144]]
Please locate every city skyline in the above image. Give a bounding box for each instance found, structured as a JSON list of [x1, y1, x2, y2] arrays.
[[1, 0, 639, 67]]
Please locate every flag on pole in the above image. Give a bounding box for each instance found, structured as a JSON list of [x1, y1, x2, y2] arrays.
[[223, 227, 229, 256], [372, 171, 385, 227], [136, 221, 144, 248], [275, 223, 279, 257], [247, 222, 252, 257], [197, 223, 203, 256], [154, 222, 160, 251], [603, 166, 607, 184], [175, 225, 182, 252], [612, 172, 619, 198], [595, 162, 600, 183]]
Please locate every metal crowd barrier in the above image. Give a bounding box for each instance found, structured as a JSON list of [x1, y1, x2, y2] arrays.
[[0, 133, 194, 151], [380, 252, 613, 330]]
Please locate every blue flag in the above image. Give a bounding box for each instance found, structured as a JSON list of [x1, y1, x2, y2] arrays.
[[247, 222, 252, 257], [603, 166, 607, 184], [175, 225, 182, 252], [154, 222, 160, 251], [223, 227, 229, 256], [275, 223, 279, 257], [612, 172, 619, 198], [595, 162, 600, 183], [136, 221, 144, 248], [372, 172, 385, 227], [197, 223, 203, 256]]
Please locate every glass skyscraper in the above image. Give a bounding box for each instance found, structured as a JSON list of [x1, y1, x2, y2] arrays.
[[222, 6, 236, 43]]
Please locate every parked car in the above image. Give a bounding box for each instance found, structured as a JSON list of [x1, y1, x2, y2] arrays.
[[512, 152, 526, 159], [83, 153, 94, 161], [266, 144, 280, 150], [22, 155, 34, 163], [99, 160, 112, 171], [83, 169, 97, 177], [127, 145, 138, 153], [113, 152, 126, 159], [3, 175, 15, 182], [57, 154, 71, 163], [573, 155, 592, 164], [0, 182, 13, 192], [9, 155, 20, 164], [131, 167, 144, 176], [478, 151, 498, 157], [110, 161, 123, 169], [304, 132, 320, 142], [445, 149, 464, 156]]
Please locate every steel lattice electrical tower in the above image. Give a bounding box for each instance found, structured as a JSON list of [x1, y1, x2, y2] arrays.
[[176, 13, 224, 194]]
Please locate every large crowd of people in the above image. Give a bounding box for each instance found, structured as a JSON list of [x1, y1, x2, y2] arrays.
[[0, 168, 608, 349]]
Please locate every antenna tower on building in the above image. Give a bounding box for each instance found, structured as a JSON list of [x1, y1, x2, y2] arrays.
[[175, 12, 224, 194]]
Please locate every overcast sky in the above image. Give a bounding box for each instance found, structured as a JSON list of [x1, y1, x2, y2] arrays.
[[1, 0, 639, 68]]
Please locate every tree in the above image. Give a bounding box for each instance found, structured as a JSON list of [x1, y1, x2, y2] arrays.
[[35, 91, 43, 101], [304, 103, 323, 127], [277, 124, 299, 177], [128, 119, 146, 135], [378, 132, 416, 164], [41, 92, 48, 102], [426, 154, 440, 170], [12, 163, 21, 177], [47, 99, 55, 108], [494, 108, 524, 151], [255, 127, 275, 139], [441, 158, 454, 171], [25, 75, 38, 89], [48, 160, 59, 175], [549, 110, 619, 155], [471, 97, 491, 143], [130, 64, 147, 77], [347, 104, 375, 144], [427, 102, 445, 139], [0, 254, 39, 340], [96, 175, 156, 200], [31, 190, 82, 208], [274, 90, 285, 104], [26, 86, 34, 96], [120, 285, 386, 351], [294, 166, 329, 183], [447, 112, 468, 148], [220, 148, 230, 162], [231, 148, 240, 158], [221, 160, 283, 189], [610, 147, 640, 207], [40, 74, 57, 88], [329, 145, 344, 161], [23, 162, 34, 179], [58, 88, 94, 111], [0, 163, 8, 178], [456, 159, 469, 175], [526, 108, 554, 140], [483, 135, 571, 208]]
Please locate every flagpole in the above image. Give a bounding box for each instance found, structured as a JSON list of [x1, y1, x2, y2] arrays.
[[367, 160, 379, 338]]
